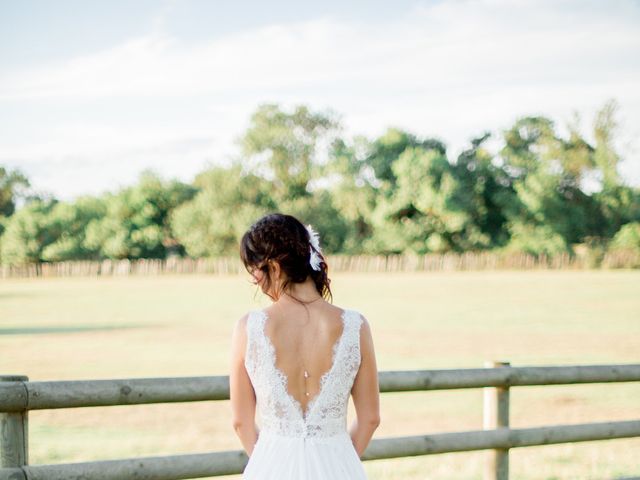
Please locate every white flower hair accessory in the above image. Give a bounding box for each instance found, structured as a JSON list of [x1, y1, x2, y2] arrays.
[[305, 224, 323, 271]]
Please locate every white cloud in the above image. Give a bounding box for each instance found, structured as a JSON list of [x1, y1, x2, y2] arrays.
[[0, 0, 639, 201]]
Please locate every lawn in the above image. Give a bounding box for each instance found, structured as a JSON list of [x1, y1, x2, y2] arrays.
[[1, 270, 639, 479]]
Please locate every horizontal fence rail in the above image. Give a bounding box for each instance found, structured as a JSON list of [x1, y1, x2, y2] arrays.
[[2, 364, 639, 412], [2, 249, 639, 278], [365, 420, 640, 458], [1, 363, 639, 480], [1, 421, 639, 480]]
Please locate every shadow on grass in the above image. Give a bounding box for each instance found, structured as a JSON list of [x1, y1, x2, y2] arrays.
[[0, 291, 42, 299], [0, 324, 153, 335]]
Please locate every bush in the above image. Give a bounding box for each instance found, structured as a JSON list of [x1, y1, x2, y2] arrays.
[[602, 222, 640, 268], [609, 222, 640, 252]]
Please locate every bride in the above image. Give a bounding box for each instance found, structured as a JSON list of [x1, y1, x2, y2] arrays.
[[229, 213, 380, 479]]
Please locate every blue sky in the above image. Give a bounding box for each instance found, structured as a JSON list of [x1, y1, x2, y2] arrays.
[[1, 0, 639, 201]]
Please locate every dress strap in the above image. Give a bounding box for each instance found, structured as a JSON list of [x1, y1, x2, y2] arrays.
[[246, 310, 262, 343], [244, 310, 264, 375], [341, 309, 363, 353]]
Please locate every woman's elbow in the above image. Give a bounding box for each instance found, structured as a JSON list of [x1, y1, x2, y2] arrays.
[[232, 418, 244, 432], [361, 414, 381, 428], [370, 415, 381, 427]]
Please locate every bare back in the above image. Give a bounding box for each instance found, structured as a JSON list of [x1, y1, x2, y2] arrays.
[[262, 302, 347, 415], [235, 299, 380, 453]]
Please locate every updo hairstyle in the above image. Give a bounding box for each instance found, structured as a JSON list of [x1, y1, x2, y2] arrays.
[[239, 213, 332, 302]]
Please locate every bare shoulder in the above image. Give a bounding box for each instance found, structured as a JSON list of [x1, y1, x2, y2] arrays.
[[230, 312, 252, 363], [323, 302, 345, 316], [354, 312, 375, 348], [353, 310, 372, 331], [237, 311, 251, 328], [232, 311, 251, 341]]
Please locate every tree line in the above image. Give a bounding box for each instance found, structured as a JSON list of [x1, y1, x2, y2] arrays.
[[1, 99, 639, 266]]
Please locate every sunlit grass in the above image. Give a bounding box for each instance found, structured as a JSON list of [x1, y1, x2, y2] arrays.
[[1, 270, 639, 479]]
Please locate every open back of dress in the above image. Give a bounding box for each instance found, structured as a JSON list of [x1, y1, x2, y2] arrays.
[[243, 307, 368, 479]]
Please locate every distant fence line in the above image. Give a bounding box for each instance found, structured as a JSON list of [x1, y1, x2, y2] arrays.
[[1, 362, 640, 480], [1, 250, 638, 279]]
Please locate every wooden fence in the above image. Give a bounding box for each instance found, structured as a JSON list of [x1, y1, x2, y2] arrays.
[[1, 363, 639, 480], [2, 249, 639, 278]]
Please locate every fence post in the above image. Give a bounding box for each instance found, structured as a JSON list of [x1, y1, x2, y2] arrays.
[[483, 361, 510, 480], [0, 375, 29, 470]]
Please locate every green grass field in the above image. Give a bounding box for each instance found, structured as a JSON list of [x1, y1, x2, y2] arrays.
[[1, 270, 639, 479]]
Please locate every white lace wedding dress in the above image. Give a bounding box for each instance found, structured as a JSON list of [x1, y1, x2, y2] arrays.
[[242, 308, 368, 479]]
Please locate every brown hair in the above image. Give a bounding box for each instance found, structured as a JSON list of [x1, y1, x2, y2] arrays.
[[239, 213, 332, 302]]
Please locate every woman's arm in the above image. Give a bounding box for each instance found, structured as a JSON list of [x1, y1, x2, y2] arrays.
[[349, 315, 381, 458], [229, 313, 260, 456]]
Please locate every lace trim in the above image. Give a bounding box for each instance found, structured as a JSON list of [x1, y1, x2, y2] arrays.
[[256, 308, 349, 422], [244, 307, 363, 437]]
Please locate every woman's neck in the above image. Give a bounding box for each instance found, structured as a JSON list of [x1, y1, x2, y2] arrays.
[[278, 277, 322, 304]]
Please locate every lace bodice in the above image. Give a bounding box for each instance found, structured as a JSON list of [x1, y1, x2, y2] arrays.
[[244, 308, 363, 438]]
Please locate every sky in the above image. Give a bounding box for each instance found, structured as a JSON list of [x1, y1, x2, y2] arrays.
[[1, 0, 639, 202]]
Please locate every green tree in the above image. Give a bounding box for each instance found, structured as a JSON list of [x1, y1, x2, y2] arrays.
[[0, 165, 30, 218], [0, 166, 32, 261], [369, 145, 481, 254], [501, 117, 557, 180], [84, 170, 196, 259], [240, 104, 340, 202], [276, 190, 350, 254], [170, 165, 277, 257], [593, 185, 640, 239], [335, 129, 459, 254], [498, 115, 605, 254], [40, 196, 106, 261], [323, 136, 379, 253], [593, 99, 622, 190], [0, 198, 56, 265], [450, 132, 512, 248], [589, 99, 640, 239], [362, 128, 446, 188], [609, 222, 640, 252]]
